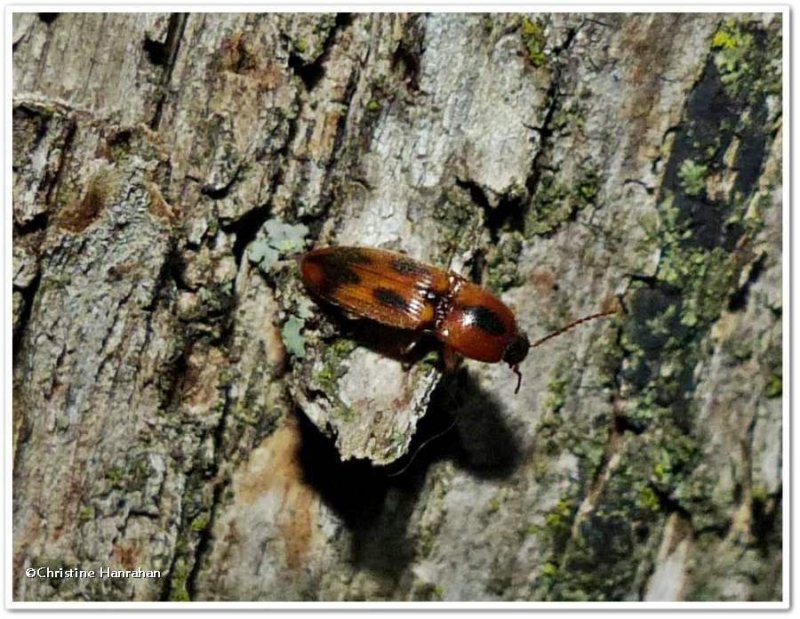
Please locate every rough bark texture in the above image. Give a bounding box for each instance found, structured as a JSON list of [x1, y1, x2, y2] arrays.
[[12, 12, 782, 602]]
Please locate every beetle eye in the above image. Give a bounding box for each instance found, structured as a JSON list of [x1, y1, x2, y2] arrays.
[[503, 333, 530, 366]]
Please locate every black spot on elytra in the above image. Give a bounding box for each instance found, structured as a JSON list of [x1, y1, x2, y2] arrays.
[[308, 247, 371, 293], [391, 257, 430, 277], [463, 306, 506, 336], [374, 287, 408, 311]]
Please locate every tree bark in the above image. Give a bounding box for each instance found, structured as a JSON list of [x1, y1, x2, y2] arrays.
[[12, 12, 782, 602]]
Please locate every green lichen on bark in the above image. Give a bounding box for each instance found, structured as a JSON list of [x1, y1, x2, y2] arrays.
[[526, 168, 601, 237], [532, 14, 782, 601], [520, 17, 548, 68]]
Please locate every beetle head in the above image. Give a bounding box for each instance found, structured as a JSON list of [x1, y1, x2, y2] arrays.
[[503, 332, 530, 367], [503, 332, 530, 394]]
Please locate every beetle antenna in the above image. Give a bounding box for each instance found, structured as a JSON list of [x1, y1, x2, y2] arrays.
[[385, 418, 458, 478], [531, 309, 617, 350], [512, 365, 522, 394]]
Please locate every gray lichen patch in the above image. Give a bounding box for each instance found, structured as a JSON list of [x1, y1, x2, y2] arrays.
[[248, 217, 309, 273], [280, 315, 306, 359]]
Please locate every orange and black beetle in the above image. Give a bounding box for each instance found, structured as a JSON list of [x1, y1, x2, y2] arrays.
[[299, 246, 530, 391], [299, 246, 615, 393]]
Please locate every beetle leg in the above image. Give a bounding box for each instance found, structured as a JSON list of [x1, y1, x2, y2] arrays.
[[442, 345, 460, 372], [342, 309, 362, 321], [400, 335, 421, 370], [400, 337, 419, 356]]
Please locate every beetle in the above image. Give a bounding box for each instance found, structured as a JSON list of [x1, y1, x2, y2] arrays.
[[299, 246, 613, 393]]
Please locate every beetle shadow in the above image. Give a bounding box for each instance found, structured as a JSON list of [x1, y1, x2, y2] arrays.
[[447, 368, 524, 476], [294, 410, 421, 586], [294, 368, 522, 585], [383, 367, 524, 480]]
